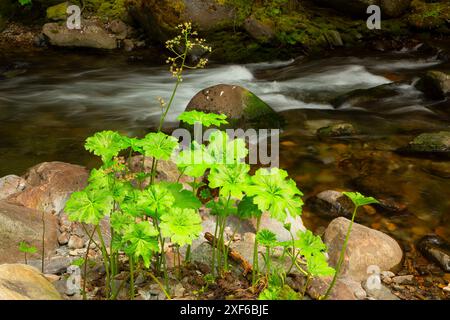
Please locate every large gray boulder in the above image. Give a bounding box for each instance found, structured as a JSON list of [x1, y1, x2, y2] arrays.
[[312, 0, 411, 18], [324, 217, 403, 282], [42, 20, 118, 49]]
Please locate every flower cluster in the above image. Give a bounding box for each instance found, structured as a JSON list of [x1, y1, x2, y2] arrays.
[[165, 22, 212, 79]]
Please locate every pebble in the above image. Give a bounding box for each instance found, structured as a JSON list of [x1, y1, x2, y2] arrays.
[[174, 283, 186, 297], [68, 235, 85, 249], [444, 284, 450, 293], [392, 275, 414, 285], [58, 232, 70, 245]]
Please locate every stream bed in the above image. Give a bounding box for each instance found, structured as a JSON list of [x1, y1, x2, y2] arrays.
[[0, 46, 449, 249]]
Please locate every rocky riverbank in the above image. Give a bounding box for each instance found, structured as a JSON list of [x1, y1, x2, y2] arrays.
[[1, 0, 449, 62], [0, 159, 448, 300]]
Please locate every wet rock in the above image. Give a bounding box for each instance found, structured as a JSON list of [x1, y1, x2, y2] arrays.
[[108, 19, 128, 40], [307, 276, 364, 300], [127, 0, 237, 42], [8, 162, 89, 215], [46, 2, 69, 21], [324, 217, 403, 282], [129, 156, 189, 185], [331, 83, 397, 109], [306, 190, 354, 219], [0, 201, 58, 264], [243, 17, 276, 43], [65, 265, 82, 296], [417, 235, 450, 272], [0, 175, 26, 200], [324, 30, 343, 47], [185, 84, 282, 128], [415, 70, 450, 100], [317, 123, 356, 138], [42, 20, 118, 50], [406, 131, 450, 153], [312, 0, 411, 18], [0, 264, 62, 300]]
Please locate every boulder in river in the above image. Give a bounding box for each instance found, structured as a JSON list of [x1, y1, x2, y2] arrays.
[[311, 0, 412, 18], [243, 17, 276, 43], [405, 131, 450, 154], [0, 201, 58, 264], [417, 235, 450, 272], [42, 20, 118, 49], [415, 70, 450, 100], [0, 264, 61, 300], [324, 217, 403, 282], [185, 84, 283, 128], [8, 162, 89, 215]]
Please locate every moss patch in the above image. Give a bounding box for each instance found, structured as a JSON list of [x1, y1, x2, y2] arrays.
[[408, 0, 450, 33]]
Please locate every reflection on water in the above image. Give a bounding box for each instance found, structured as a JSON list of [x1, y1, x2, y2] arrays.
[[0, 48, 449, 245]]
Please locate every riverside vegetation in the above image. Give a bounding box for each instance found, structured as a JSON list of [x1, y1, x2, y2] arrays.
[[60, 23, 379, 300]]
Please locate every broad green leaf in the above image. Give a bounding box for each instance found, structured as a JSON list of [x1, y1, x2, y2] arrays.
[[19, 241, 37, 254], [306, 253, 335, 277], [65, 188, 113, 225], [137, 184, 175, 217], [176, 141, 214, 178], [122, 136, 144, 153], [208, 163, 250, 200], [178, 111, 228, 127], [256, 229, 278, 248], [85, 131, 127, 164], [88, 168, 113, 190], [343, 192, 379, 208], [237, 196, 262, 219], [160, 208, 202, 247], [160, 182, 202, 210], [206, 131, 248, 165], [258, 285, 299, 300], [206, 197, 237, 217], [110, 212, 135, 234], [123, 222, 159, 268], [247, 168, 304, 222], [139, 132, 179, 161], [279, 230, 327, 258]]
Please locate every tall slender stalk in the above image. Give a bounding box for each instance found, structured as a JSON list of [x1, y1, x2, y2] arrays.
[[129, 255, 135, 300], [97, 228, 111, 299], [41, 211, 45, 273], [252, 215, 262, 286], [82, 225, 97, 300], [323, 206, 358, 299]]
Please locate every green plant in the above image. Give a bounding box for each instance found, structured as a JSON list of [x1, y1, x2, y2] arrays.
[[322, 192, 379, 299], [18, 0, 32, 6], [19, 241, 37, 265]]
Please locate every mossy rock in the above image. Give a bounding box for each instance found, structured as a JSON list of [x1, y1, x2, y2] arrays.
[[185, 84, 283, 129], [408, 0, 450, 33], [317, 123, 357, 138], [46, 2, 70, 21], [407, 131, 450, 153], [83, 0, 129, 21], [415, 70, 450, 100]]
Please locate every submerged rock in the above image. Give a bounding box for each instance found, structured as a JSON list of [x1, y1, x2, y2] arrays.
[[405, 131, 450, 153], [417, 235, 450, 272], [0, 264, 61, 300], [324, 217, 403, 282], [317, 123, 357, 138], [305, 190, 354, 219], [42, 20, 118, 49], [0, 201, 58, 264], [185, 84, 282, 128], [415, 70, 450, 100], [8, 162, 89, 215]]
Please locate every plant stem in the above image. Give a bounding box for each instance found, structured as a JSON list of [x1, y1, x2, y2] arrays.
[[211, 215, 219, 276], [82, 225, 97, 300], [41, 210, 45, 273], [252, 215, 262, 286], [96, 228, 111, 299], [129, 255, 135, 300], [148, 272, 172, 300], [302, 275, 312, 299], [323, 206, 358, 300]]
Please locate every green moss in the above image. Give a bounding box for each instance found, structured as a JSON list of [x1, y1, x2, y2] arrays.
[[408, 0, 450, 32], [409, 132, 450, 153], [46, 2, 69, 21], [84, 0, 128, 20], [242, 90, 284, 128]]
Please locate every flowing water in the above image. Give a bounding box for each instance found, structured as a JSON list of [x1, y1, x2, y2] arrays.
[[0, 47, 449, 246]]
